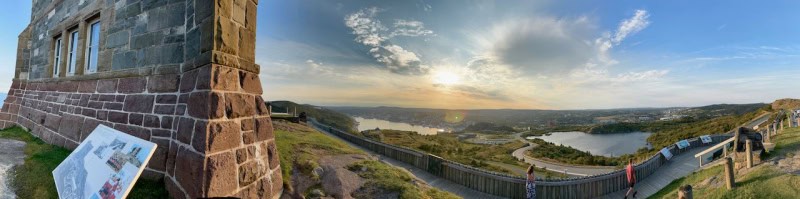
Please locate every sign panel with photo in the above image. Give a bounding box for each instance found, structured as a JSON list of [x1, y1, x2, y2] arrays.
[[700, 135, 713, 144], [53, 124, 156, 199], [660, 147, 673, 160], [676, 139, 691, 149]]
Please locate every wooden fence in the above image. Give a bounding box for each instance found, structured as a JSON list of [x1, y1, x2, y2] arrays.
[[309, 119, 728, 198]]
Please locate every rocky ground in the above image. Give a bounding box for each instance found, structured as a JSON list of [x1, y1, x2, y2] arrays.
[[0, 139, 26, 199]]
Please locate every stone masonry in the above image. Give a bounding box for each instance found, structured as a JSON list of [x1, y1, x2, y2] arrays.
[[0, 0, 281, 198]]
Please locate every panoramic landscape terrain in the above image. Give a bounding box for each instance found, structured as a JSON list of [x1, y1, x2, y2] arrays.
[[1, 0, 800, 199]]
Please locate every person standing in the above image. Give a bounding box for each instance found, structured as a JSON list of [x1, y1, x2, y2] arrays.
[[625, 159, 638, 199], [526, 165, 536, 199]]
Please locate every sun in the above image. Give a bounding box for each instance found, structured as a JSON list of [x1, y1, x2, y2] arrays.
[[433, 70, 461, 86]]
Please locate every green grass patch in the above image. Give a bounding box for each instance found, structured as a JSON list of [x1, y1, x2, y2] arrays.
[[348, 160, 459, 199], [0, 126, 167, 199], [650, 127, 800, 199], [274, 121, 365, 189]]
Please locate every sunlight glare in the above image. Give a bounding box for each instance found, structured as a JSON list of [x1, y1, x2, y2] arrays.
[[433, 70, 461, 86]]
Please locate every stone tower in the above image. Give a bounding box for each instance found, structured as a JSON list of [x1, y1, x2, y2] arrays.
[[0, 0, 281, 198]]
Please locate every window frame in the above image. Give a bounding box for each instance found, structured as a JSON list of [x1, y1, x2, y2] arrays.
[[84, 20, 100, 74], [52, 37, 62, 77], [66, 30, 79, 75]]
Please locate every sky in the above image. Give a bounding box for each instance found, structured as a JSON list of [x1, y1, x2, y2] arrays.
[[1, 1, 799, 110]]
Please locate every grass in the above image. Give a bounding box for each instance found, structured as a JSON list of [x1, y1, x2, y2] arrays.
[[0, 126, 167, 199], [649, 127, 800, 199], [273, 121, 457, 198], [348, 160, 459, 199], [365, 129, 566, 178], [274, 121, 365, 189]]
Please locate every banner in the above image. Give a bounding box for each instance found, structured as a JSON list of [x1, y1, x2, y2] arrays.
[[53, 124, 156, 199]]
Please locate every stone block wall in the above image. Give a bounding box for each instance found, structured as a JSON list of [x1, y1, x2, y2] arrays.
[[0, 0, 281, 198]]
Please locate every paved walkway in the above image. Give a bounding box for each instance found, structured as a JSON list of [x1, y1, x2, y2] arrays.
[[597, 144, 713, 199], [308, 124, 503, 199], [0, 138, 26, 199]]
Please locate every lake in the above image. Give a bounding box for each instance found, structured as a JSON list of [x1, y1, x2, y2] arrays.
[[355, 117, 443, 135], [527, 131, 652, 157]]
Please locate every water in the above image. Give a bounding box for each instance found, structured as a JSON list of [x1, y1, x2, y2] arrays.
[[355, 117, 443, 135], [527, 131, 652, 157]]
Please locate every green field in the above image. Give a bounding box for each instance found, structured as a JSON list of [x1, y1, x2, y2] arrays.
[[0, 126, 168, 199], [649, 127, 800, 198]]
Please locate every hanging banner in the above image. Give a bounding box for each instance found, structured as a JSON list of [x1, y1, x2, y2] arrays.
[[53, 124, 156, 199]]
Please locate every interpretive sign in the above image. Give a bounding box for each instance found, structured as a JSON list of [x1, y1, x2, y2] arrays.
[[53, 124, 156, 199], [700, 135, 713, 144], [660, 147, 673, 160], [676, 139, 690, 149]]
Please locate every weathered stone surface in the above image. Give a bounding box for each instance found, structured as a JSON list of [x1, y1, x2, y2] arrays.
[[180, 69, 198, 92], [77, 80, 98, 93], [113, 124, 151, 141], [43, 114, 61, 130], [177, 117, 195, 144], [255, 117, 274, 142], [238, 161, 264, 186], [147, 74, 179, 93], [200, 120, 241, 153], [108, 111, 129, 124], [174, 146, 205, 198], [212, 66, 239, 91], [123, 95, 155, 113], [58, 114, 84, 141], [205, 151, 238, 197], [267, 141, 279, 170], [144, 115, 160, 128], [225, 93, 255, 119], [148, 137, 169, 171], [154, 105, 175, 114], [129, 113, 144, 125], [188, 92, 224, 119], [236, 148, 248, 164], [239, 71, 261, 94], [156, 94, 177, 104], [118, 77, 147, 93], [105, 30, 130, 48]]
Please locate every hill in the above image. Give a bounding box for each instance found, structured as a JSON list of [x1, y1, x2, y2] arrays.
[[273, 120, 457, 198], [270, 101, 357, 132], [772, 98, 800, 110]]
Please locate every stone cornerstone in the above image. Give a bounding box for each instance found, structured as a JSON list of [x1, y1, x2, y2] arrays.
[[0, 0, 281, 198]]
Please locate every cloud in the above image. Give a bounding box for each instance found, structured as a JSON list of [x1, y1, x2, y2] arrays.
[[390, 20, 435, 37], [612, 10, 650, 44], [484, 17, 597, 75], [344, 7, 433, 75]]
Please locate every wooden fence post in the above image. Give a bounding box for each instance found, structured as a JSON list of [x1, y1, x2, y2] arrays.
[[733, 128, 741, 152], [724, 157, 735, 190], [746, 140, 753, 168]]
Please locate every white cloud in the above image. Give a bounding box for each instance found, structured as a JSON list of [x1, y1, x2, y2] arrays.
[[612, 10, 650, 44], [344, 7, 432, 75], [391, 19, 435, 37]]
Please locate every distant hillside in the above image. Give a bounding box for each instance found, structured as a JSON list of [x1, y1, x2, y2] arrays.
[[772, 98, 800, 110], [270, 101, 357, 132], [462, 122, 516, 134], [677, 103, 767, 119]]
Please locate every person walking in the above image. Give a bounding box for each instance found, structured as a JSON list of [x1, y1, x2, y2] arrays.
[[625, 159, 638, 199], [526, 165, 536, 199]]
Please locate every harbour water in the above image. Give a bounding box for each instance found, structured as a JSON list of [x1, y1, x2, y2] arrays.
[[527, 131, 652, 157], [354, 117, 444, 135]]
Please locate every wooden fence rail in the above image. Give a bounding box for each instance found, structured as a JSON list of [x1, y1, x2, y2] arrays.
[[309, 119, 727, 198]]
